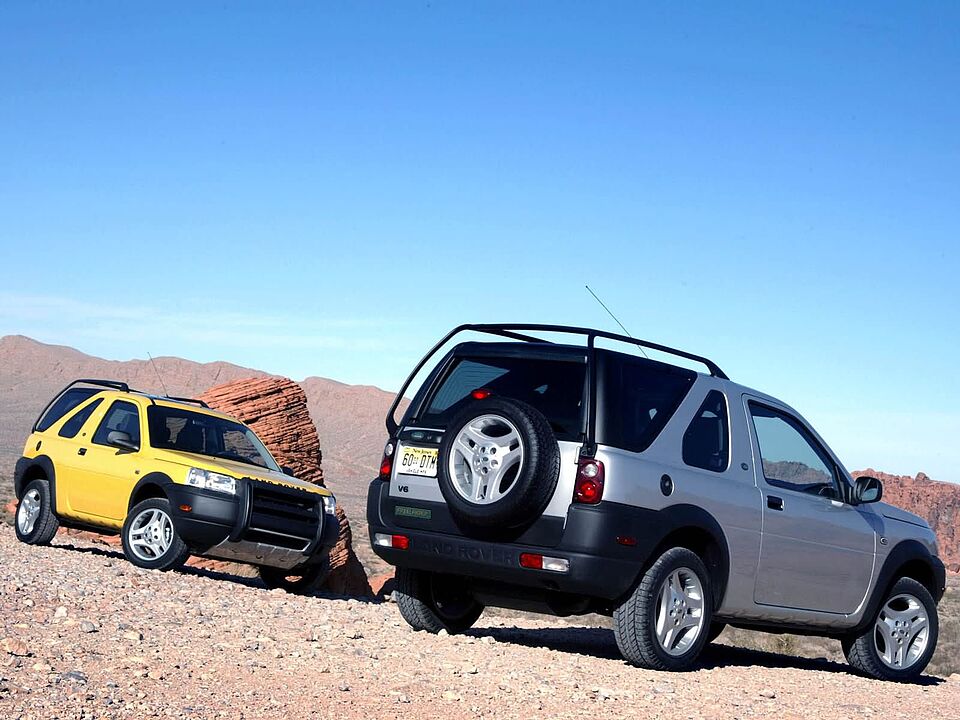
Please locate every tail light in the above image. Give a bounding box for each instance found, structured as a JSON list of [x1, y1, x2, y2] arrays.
[[379, 441, 395, 480], [373, 533, 409, 550], [470, 388, 492, 400], [573, 457, 605, 505]]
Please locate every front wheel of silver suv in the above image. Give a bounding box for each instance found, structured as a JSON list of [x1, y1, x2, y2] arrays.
[[842, 577, 938, 682], [394, 568, 484, 634], [614, 547, 714, 671]]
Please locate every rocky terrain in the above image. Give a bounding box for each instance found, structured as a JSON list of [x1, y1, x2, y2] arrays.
[[1, 529, 957, 720]]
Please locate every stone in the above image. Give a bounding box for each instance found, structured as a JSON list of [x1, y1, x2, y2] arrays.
[[760, 689, 777, 699], [199, 377, 372, 597], [80, 621, 98, 633], [1, 637, 30, 656]]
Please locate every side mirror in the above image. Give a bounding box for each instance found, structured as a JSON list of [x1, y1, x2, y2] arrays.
[[281, 466, 295, 477], [107, 430, 139, 452], [854, 475, 883, 504]]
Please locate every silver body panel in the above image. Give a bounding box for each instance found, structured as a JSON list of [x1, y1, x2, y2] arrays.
[[599, 375, 937, 629]]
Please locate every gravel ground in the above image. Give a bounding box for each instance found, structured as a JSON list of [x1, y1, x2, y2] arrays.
[[1, 527, 957, 719]]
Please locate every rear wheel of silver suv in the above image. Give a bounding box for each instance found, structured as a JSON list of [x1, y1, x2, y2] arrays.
[[842, 577, 938, 682], [394, 568, 483, 634], [614, 547, 713, 671]]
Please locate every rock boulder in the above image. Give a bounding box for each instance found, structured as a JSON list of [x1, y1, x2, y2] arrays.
[[199, 377, 371, 596]]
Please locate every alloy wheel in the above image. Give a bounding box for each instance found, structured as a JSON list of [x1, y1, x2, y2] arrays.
[[16, 489, 42, 536], [448, 414, 524, 505], [127, 508, 174, 561], [655, 567, 706, 656]]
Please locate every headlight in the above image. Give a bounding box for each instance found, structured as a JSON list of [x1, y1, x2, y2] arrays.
[[185, 467, 237, 495], [322, 494, 337, 515]]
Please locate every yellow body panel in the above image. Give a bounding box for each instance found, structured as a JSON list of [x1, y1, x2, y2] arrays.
[[21, 390, 331, 530]]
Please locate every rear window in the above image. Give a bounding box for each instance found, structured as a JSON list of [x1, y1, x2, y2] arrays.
[[419, 355, 587, 441], [36, 388, 101, 432], [58, 398, 104, 439], [597, 353, 696, 453]]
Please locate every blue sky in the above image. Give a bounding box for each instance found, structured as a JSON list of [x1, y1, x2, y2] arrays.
[[1, 3, 958, 481]]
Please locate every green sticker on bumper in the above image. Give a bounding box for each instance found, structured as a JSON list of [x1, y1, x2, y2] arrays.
[[395, 505, 432, 520]]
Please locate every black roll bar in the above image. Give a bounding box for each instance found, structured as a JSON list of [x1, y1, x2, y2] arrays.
[[385, 323, 728, 435]]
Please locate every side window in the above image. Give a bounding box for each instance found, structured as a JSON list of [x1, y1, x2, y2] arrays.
[[92, 401, 141, 448], [599, 355, 696, 453], [748, 402, 836, 495], [682, 390, 729, 472], [36, 388, 100, 432], [58, 399, 104, 439]]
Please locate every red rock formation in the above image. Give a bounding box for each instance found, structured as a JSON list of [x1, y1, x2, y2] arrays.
[[854, 469, 960, 573], [200, 377, 372, 596]]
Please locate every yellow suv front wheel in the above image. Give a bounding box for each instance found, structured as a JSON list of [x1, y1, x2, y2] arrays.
[[121, 498, 190, 571]]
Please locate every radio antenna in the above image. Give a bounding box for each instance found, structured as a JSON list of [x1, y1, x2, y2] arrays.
[[585, 285, 649, 359], [147, 352, 170, 397]]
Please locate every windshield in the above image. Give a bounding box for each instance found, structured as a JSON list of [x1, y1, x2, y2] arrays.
[[147, 405, 280, 472]]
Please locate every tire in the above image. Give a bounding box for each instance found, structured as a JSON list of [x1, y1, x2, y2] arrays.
[[121, 498, 189, 571], [14, 479, 59, 546], [843, 577, 938, 682], [614, 547, 714, 671], [706, 622, 727, 644], [259, 559, 330, 594], [394, 568, 483, 634], [437, 397, 560, 532]]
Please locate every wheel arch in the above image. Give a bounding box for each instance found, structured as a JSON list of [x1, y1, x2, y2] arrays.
[[852, 539, 945, 634], [128, 472, 175, 511], [14, 455, 57, 507], [635, 504, 731, 610]]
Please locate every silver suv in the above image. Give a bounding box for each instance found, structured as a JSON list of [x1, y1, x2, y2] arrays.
[[367, 324, 946, 681]]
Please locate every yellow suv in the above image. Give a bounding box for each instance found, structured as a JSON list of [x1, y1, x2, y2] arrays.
[[13, 379, 339, 593]]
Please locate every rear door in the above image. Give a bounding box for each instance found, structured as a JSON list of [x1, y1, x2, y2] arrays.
[[745, 397, 877, 614]]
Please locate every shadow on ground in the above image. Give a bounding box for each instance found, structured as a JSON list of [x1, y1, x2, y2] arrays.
[[49, 538, 377, 602], [473, 624, 945, 685]]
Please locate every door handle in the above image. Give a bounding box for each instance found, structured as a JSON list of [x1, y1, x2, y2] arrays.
[[767, 495, 784, 511], [78, 448, 87, 456]]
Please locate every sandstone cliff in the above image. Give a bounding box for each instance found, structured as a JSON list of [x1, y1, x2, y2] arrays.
[[854, 469, 960, 572]]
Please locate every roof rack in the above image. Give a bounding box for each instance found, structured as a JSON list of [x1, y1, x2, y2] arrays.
[[161, 395, 210, 409], [33, 379, 214, 431], [386, 323, 728, 436]]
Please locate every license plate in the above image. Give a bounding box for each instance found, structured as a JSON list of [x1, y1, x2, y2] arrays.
[[398, 446, 438, 477]]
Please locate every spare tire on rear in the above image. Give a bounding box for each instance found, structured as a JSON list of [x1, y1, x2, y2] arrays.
[[437, 397, 561, 532]]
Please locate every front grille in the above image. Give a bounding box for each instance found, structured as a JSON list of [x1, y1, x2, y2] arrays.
[[243, 480, 321, 550]]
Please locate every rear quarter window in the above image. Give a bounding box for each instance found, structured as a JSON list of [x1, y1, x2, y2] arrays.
[[418, 355, 587, 441], [36, 388, 101, 432], [597, 352, 696, 453], [58, 399, 104, 439]]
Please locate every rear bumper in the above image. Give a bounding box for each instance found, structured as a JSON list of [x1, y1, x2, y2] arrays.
[[169, 480, 339, 570], [366, 479, 651, 601]]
